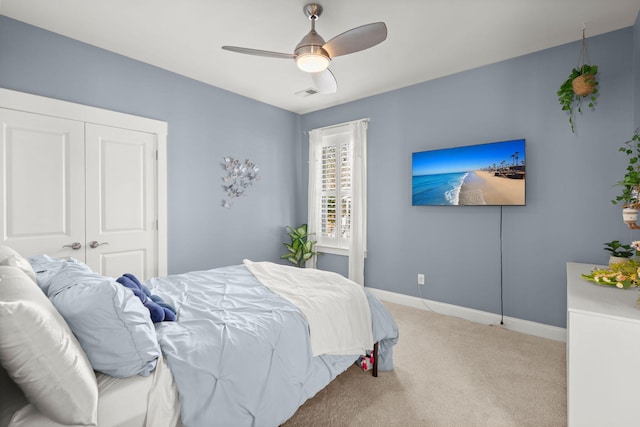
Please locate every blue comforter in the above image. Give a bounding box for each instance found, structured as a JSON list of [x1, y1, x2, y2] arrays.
[[146, 265, 398, 427]]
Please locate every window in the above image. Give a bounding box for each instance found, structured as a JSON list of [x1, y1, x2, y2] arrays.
[[308, 120, 367, 267], [319, 135, 352, 250]]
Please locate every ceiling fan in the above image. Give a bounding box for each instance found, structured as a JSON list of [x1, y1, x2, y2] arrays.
[[221, 3, 387, 94]]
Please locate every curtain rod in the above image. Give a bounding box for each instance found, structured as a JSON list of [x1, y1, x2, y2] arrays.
[[304, 117, 370, 135]]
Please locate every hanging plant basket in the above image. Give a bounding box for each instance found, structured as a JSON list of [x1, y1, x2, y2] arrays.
[[557, 28, 599, 133], [571, 73, 597, 97]]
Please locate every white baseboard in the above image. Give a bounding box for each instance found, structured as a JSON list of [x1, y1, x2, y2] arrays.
[[368, 288, 566, 342]]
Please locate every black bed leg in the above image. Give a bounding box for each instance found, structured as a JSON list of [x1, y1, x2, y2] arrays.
[[372, 342, 378, 377]]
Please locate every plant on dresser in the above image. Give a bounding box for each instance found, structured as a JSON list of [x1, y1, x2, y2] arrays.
[[581, 260, 640, 289], [603, 240, 634, 258]]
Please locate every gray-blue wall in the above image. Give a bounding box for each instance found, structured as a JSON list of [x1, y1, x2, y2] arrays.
[[300, 27, 637, 328], [0, 16, 299, 274], [1, 15, 638, 328]]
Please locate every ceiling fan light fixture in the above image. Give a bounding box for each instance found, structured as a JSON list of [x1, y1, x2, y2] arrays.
[[296, 53, 330, 73]]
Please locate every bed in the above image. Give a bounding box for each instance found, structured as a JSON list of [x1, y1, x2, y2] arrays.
[[0, 246, 399, 427]]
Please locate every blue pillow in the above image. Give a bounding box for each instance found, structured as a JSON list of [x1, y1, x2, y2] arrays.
[[31, 259, 161, 378], [29, 254, 89, 293]]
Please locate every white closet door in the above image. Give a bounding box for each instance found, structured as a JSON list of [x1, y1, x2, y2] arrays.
[[0, 108, 86, 259], [85, 124, 157, 280]]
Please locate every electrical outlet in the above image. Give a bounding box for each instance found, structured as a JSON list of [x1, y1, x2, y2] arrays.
[[417, 274, 425, 285]]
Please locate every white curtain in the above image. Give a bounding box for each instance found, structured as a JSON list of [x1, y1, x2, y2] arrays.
[[348, 120, 368, 286], [305, 129, 321, 269]]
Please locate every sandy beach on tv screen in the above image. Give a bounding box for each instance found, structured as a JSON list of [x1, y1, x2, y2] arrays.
[[459, 170, 525, 205]]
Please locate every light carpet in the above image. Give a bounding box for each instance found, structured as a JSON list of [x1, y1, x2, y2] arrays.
[[283, 301, 566, 427]]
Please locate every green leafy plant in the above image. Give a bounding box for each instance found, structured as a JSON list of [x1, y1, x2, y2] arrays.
[[603, 240, 634, 258], [557, 64, 599, 133], [280, 224, 319, 267], [612, 130, 640, 209]]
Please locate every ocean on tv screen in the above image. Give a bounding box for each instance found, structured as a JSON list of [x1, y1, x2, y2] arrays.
[[411, 139, 525, 206]]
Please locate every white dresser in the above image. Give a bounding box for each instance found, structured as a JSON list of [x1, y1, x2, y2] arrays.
[[566, 262, 640, 427]]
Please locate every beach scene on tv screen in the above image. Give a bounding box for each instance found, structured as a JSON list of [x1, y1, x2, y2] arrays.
[[412, 139, 525, 206]]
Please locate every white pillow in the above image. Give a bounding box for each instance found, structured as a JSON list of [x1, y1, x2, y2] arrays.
[[0, 266, 99, 426], [0, 246, 36, 284]]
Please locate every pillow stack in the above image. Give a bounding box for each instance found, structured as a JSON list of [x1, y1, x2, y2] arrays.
[[29, 255, 162, 378], [0, 247, 99, 426]]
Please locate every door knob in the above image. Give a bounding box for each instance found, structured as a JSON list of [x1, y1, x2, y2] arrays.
[[88, 241, 109, 249], [63, 242, 82, 250]]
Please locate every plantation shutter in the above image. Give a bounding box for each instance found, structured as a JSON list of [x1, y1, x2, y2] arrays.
[[319, 130, 352, 248]]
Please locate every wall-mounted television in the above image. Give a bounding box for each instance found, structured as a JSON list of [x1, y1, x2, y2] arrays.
[[412, 139, 525, 206]]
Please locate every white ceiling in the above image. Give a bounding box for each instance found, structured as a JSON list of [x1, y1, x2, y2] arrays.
[[2, 0, 640, 114]]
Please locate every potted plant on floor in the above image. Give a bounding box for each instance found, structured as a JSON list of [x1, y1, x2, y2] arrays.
[[612, 130, 640, 228], [281, 223, 319, 267]]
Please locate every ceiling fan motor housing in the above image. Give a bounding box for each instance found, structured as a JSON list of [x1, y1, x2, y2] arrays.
[[295, 26, 330, 72], [295, 30, 329, 58]]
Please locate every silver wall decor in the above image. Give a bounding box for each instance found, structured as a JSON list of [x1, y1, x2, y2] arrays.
[[221, 157, 259, 208]]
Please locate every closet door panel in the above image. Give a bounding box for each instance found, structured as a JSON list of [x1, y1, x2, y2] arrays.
[[98, 250, 146, 280], [0, 108, 85, 258], [85, 124, 157, 279]]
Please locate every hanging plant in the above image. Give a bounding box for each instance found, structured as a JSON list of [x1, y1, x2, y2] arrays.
[[557, 28, 599, 133], [612, 130, 640, 229]]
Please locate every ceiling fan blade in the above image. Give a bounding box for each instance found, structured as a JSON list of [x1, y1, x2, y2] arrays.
[[311, 69, 337, 94], [221, 46, 295, 60], [323, 22, 387, 58]]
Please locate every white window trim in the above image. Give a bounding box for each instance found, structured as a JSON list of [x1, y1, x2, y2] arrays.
[[307, 119, 368, 285], [316, 245, 367, 258], [316, 245, 349, 256]]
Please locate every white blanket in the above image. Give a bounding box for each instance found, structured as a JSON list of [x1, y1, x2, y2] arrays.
[[243, 260, 374, 357]]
